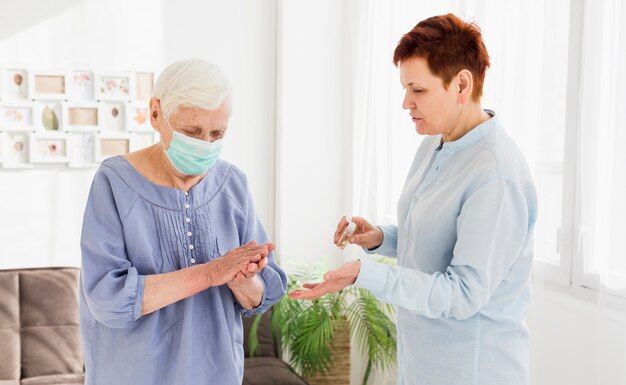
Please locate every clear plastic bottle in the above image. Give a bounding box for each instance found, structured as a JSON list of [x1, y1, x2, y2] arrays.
[[337, 221, 357, 249]]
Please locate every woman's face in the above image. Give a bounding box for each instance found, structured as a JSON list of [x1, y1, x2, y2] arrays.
[[399, 57, 461, 136]]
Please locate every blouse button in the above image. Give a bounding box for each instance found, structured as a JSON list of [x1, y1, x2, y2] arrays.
[[184, 191, 189, 196], [187, 231, 192, 237], [184, 203, 190, 209], [188, 244, 194, 250], [185, 217, 191, 223], [190, 258, 196, 264]]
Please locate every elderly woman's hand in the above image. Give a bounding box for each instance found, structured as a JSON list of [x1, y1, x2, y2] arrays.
[[333, 216, 384, 250], [227, 242, 274, 288], [205, 241, 272, 287]]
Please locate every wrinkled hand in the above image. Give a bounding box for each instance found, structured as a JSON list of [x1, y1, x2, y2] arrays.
[[288, 260, 361, 300], [206, 241, 272, 287], [227, 242, 274, 288], [333, 216, 384, 250]]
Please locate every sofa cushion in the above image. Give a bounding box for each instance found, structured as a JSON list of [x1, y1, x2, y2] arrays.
[[19, 270, 79, 327], [20, 269, 83, 378], [243, 357, 309, 385], [21, 326, 83, 379], [0, 271, 20, 382], [19, 269, 82, 379], [20, 373, 84, 385]]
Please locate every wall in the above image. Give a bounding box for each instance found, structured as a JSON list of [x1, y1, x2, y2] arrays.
[[528, 285, 626, 385]]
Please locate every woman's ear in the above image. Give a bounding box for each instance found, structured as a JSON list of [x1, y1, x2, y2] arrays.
[[456, 69, 473, 105], [149, 98, 160, 130]]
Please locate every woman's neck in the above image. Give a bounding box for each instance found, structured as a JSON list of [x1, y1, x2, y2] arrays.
[[441, 104, 491, 143]]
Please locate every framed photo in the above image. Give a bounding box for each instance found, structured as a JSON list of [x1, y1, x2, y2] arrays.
[[95, 133, 131, 161], [1, 132, 33, 168], [130, 132, 158, 151], [29, 71, 68, 100], [67, 132, 96, 167], [2, 68, 29, 100], [62, 103, 99, 131], [29, 132, 68, 163], [134, 72, 154, 101], [98, 102, 126, 132], [95, 73, 132, 101], [69, 70, 95, 100], [125, 102, 151, 132], [0, 101, 35, 131], [34, 101, 63, 131]]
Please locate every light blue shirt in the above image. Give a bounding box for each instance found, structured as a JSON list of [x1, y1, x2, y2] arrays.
[[355, 112, 537, 385], [79, 156, 287, 385]]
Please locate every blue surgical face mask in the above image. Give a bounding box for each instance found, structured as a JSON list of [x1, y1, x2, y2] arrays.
[[161, 111, 223, 175]]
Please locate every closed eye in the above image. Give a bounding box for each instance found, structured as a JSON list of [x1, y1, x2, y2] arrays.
[[211, 130, 225, 139]]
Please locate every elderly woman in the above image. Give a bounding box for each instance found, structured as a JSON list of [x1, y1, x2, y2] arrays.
[[80, 59, 287, 384], [290, 14, 537, 385]]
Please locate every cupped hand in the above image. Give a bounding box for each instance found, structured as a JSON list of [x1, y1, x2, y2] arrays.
[[206, 241, 272, 287], [288, 260, 361, 300], [333, 216, 383, 250]]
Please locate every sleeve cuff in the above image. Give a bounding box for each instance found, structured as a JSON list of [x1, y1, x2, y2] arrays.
[[132, 274, 145, 321], [354, 259, 388, 296], [362, 225, 397, 257]]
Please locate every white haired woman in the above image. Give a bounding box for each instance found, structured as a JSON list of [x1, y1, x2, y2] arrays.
[[79, 59, 287, 384]]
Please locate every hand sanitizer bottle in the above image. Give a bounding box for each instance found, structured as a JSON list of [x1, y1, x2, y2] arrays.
[[337, 221, 357, 249]]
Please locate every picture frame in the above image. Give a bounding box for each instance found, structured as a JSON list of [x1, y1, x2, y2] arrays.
[[69, 70, 95, 101], [33, 101, 63, 131], [29, 71, 68, 100], [1, 68, 29, 100], [95, 72, 132, 101], [134, 71, 154, 101], [130, 132, 158, 152], [1, 132, 33, 168], [29, 132, 69, 163], [67, 132, 96, 167], [62, 102, 100, 131], [94, 132, 131, 161], [125, 102, 151, 132], [0, 101, 35, 131], [98, 102, 126, 132]]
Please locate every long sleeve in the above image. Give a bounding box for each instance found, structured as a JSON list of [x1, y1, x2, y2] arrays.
[[363, 225, 398, 258], [354, 179, 530, 320], [80, 169, 144, 329]]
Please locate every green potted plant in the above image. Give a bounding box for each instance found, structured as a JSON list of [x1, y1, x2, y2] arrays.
[[248, 260, 397, 385]]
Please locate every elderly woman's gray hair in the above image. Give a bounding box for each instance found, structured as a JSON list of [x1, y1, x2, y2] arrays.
[[152, 59, 232, 116]]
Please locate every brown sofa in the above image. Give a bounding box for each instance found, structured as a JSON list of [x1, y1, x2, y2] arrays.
[[0, 267, 308, 385], [0, 267, 83, 385]]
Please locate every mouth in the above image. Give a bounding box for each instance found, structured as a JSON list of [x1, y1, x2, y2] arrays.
[[412, 116, 422, 122]]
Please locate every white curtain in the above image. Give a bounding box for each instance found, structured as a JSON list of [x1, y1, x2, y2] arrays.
[[578, 0, 626, 295]]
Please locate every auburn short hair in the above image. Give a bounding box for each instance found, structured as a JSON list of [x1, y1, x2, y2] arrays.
[[393, 13, 490, 101]]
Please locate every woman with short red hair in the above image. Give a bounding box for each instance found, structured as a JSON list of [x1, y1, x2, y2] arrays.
[[291, 13, 537, 385]]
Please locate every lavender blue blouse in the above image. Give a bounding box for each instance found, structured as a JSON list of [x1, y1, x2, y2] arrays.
[[79, 156, 287, 385]]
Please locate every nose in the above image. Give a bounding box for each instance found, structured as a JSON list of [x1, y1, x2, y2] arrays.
[[402, 91, 414, 110]]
